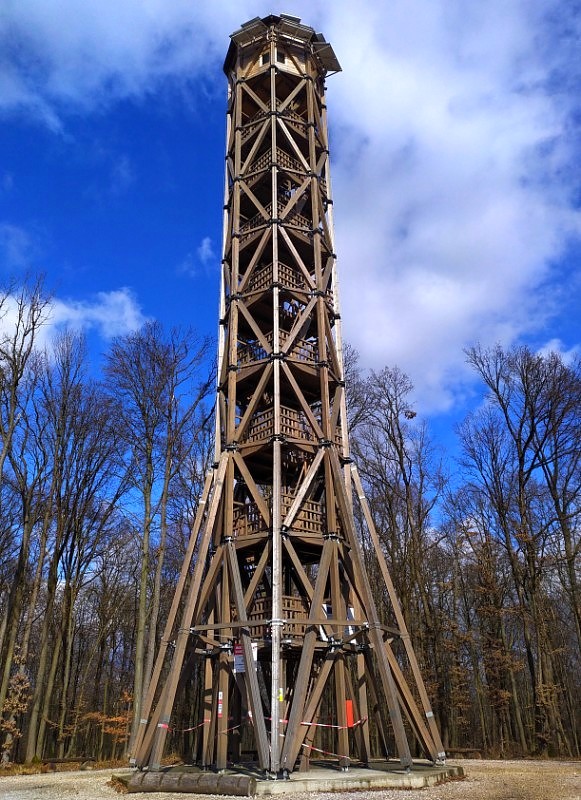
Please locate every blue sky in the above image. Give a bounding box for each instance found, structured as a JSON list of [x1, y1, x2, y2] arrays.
[[1, 1, 580, 432]]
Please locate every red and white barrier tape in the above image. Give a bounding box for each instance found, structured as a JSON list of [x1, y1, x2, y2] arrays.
[[158, 714, 367, 735], [300, 741, 350, 760]]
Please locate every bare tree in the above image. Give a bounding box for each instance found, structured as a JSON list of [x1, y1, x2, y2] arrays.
[[104, 322, 213, 749], [349, 365, 449, 737], [462, 344, 580, 755], [24, 332, 128, 760], [0, 279, 51, 716], [444, 485, 529, 755]]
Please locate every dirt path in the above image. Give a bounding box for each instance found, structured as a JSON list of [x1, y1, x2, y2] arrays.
[[0, 759, 579, 800]]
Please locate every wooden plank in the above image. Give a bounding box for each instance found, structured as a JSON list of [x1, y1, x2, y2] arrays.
[[293, 657, 333, 769], [277, 78, 306, 112], [270, 63, 283, 770], [236, 297, 273, 354], [243, 540, 271, 610], [323, 302, 342, 377], [233, 362, 273, 443], [277, 118, 310, 172], [362, 649, 390, 759], [238, 178, 270, 221], [225, 541, 270, 769], [350, 463, 445, 760], [329, 546, 349, 764], [145, 454, 229, 769], [238, 228, 270, 293], [279, 297, 317, 354], [232, 451, 270, 525], [282, 538, 315, 603], [192, 545, 224, 623], [216, 563, 232, 770], [281, 362, 324, 440], [240, 118, 270, 176], [241, 80, 269, 113], [279, 175, 311, 220], [130, 467, 214, 762], [280, 539, 334, 770], [328, 448, 413, 767], [281, 448, 324, 530], [384, 641, 438, 758], [279, 227, 315, 290], [344, 659, 370, 763]]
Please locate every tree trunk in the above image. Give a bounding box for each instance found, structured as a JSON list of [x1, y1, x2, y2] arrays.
[[36, 634, 63, 759], [130, 453, 153, 748], [0, 514, 34, 711], [57, 584, 77, 758]]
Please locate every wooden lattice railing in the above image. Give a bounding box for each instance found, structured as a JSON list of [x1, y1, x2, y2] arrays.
[[232, 490, 341, 538], [232, 595, 311, 638], [237, 331, 317, 367], [244, 261, 306, 294], [239, 201, 310, 240]]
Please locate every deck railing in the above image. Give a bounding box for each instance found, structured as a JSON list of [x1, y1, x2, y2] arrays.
[[245, 147, 303, 179], [234, 595, 311, 638], [239, 201, 310, 240], [239, 404, 315, 445], [245, 261, 305, 294], [237, 330, 317, 367], [233, 491, 327, 538]]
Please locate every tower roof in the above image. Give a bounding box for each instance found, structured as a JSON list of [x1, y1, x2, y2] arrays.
[[223, 13, 341, 76]]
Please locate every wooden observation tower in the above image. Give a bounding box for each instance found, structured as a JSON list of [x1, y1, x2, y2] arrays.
[[133, 14, 445, 778]]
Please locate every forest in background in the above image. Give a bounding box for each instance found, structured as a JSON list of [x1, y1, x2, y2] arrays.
[[0, 278, 579, 764]]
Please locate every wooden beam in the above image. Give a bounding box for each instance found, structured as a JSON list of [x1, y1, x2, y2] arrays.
[[225, 541, 270, 768], [328, 449, 413, 767], [350, 463, 445, 760], [130, 467, 214, 761], [280, 539, 334, 770], [144, 454, 229, 769]]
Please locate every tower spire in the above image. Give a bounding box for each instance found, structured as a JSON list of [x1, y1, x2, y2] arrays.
[[132, 14, 445, 776]]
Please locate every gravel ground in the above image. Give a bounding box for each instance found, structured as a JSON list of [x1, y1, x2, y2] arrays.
[[0, 759, 579, 800]]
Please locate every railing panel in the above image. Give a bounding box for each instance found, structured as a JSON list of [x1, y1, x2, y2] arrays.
[[238, 405, 317, 445]]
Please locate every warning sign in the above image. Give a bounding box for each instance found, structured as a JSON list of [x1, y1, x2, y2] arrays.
[[233, 642, 257, 673], [233, 643, 245, 673]]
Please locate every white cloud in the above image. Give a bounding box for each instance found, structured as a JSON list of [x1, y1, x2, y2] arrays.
[[178, 237, 217, 278], [49, 288, 149, 340], [2, 1, 580, 412], [197, 236, 215, 267], [0, 223, 36, 271], [0, 0, 245, 116], [0, 222, 148, 341], [177, 252, 196, 278], [537, 339, 581, 366], [0, 287, 148, 362], [320, 1, 581, 411]]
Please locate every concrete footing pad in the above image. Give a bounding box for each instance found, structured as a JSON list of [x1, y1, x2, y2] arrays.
[[255, 761, 464, 795], [120, 760, 464, 795]]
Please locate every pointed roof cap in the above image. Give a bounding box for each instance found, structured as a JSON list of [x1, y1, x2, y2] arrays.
[[224, 14, 341, 76]]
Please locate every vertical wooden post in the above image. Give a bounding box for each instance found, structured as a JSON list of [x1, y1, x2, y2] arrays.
[[202, 658, 213, 767], [270, 28, 283, 776]]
